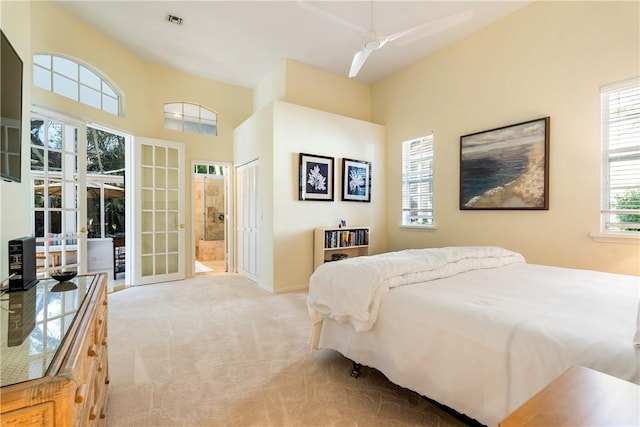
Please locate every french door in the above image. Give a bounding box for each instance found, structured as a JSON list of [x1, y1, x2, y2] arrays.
[[30, 112, 87, 277], [133, 137, 185, 285]]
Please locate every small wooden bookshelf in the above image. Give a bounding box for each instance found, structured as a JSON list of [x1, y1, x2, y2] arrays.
[[314, 227, 370, 270]]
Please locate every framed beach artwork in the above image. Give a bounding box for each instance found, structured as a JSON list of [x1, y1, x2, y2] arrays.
[[460, 117, 550, 210], [299, 153, 334, 201], [342, 158, 371, 202]]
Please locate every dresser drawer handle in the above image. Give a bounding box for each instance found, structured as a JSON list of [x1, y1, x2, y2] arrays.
[[75, 384, 87, 404], [98, 318, 103, 325], [105, 375, 110, 385], [103, 300, 107, 306], [89, 405, 98, 420], [102, 338, 108, 346], [88, 344, 97, 357]]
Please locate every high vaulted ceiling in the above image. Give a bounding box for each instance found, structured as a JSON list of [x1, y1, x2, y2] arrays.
[[54, 1, 532, 89]]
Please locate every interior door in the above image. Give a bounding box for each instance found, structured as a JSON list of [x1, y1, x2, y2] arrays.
[[133, 137, 185, 285], [30, 113, 87, 277], [236, 159, 258, 280]]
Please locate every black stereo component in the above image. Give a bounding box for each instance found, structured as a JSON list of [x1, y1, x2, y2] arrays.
[[8, 236, 38, 291]]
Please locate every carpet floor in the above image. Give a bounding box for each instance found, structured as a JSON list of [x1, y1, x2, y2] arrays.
[[106, 273, 469, 427]]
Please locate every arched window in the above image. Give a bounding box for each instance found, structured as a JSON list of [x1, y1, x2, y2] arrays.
[[33, 54, 121, 116], [164, 102, 217, 136]]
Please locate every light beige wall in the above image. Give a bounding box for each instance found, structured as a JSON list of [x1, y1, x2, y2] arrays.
[[254, 59, 372, 121], [373, 1, 640, 275], [143, 63, 253, 161], [284, 60, 372, 122], [0, 0, 31, 280], [30, 1, 146, 134], [234, 100, 385, 292], [25, 2, 253, 278], [254, 60, 286, 113], [272, 101, 386, 291]]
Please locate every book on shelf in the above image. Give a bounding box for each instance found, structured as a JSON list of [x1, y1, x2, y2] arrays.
[[323, 229, 369, 249]]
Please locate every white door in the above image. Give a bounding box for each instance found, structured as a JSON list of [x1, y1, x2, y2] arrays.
[[235, 159, 258, 280], [133, 137, 185, 285], [30, 113, 87, 277]]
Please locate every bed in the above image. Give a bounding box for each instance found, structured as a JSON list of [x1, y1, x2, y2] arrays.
[[307, 246, 640, 427]]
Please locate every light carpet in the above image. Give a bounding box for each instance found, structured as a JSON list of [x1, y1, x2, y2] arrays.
[[106, 273, 468, 426]]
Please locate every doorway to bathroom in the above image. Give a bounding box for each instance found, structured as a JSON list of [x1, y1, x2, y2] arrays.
[[193, 161, 231, 274]]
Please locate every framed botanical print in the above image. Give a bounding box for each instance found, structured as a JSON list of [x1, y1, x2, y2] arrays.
[[342, 158, 371, 202], [299, 153, 334, 201]]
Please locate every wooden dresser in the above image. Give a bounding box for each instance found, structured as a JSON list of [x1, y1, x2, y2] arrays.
[[500, 365, 640, 427], [1, 274, 109, 426]]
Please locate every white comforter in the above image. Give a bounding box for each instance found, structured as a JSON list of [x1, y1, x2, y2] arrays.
[[308, 246, 525, 332], [308, 247, 640, 427]]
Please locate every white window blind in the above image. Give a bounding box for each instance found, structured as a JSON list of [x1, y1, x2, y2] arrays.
[[601, 78, 640, 233], [402, 134, 434, 226]]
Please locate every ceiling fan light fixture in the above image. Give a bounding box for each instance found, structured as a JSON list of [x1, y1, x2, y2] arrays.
[[364, 40, 382, 50]]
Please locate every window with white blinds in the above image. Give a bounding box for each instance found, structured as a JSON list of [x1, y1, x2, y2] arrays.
[[402, 134, 434, 226], [601, 78, 640, 233]]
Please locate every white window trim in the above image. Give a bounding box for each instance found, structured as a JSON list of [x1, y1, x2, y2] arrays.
[[401, 133, 434, 228], [163, 102, 217, 136], [400, 224, 437, 231], [33, 53, 124, 116], [589, 232, 640, 244], [593, 76, 640, 244]]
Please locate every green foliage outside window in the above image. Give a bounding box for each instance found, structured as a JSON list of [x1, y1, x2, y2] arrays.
[[614, 189, 640, 231], [86, 127, 125, 238]]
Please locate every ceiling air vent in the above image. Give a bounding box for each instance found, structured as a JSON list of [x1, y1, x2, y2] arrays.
[[165, 13, 183, 25]]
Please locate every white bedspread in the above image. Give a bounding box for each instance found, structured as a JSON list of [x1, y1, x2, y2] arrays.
[[311, 259, 640, 427], [308, 246, 525, 332]]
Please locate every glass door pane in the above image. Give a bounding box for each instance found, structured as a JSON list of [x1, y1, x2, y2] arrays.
[[30, 115, 86, 278]]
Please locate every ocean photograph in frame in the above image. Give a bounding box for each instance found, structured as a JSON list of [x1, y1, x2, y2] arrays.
[[299, 153, 334, 201], [460, 117, 549, 210], [342, 158, 371, 202]]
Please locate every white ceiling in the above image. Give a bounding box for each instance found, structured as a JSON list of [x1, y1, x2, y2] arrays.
[[54, 1, 532, 89]]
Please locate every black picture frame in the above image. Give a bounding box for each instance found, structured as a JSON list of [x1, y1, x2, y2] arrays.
[[342, 158, 371, 202], [460, 117, 550, 210], [299, 153, 334, 201]]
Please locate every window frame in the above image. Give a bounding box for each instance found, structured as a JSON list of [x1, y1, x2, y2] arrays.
[[592, 77, 640, 243], [401, 133, 435, 229], [33, 53, 122, 116], [164, 102, 217, 136]]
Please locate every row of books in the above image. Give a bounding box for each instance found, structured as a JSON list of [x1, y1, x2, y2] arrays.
[[324, 229, 369, 248]]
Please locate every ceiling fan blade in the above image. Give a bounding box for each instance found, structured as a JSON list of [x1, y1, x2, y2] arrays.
[[387, 9, 473, 45], [349, 48, 372, 78], [296, 1, 368, 34]]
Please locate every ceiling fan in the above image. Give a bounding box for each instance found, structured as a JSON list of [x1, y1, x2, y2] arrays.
[[299, 1, 473, 78]]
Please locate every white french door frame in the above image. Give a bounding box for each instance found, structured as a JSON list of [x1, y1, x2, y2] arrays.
[[132, 137, 185, 286], [88, 122, 132, 286], [30, 107, 87, 276]]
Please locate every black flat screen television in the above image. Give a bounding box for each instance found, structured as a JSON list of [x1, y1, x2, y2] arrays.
[[1, 30, 24, 183]]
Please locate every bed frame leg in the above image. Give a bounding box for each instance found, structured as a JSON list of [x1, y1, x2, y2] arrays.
[[351, 362, 361, 378]]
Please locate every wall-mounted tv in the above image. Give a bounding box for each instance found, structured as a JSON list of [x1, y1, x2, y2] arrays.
[[1, 30, 24, 183]]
